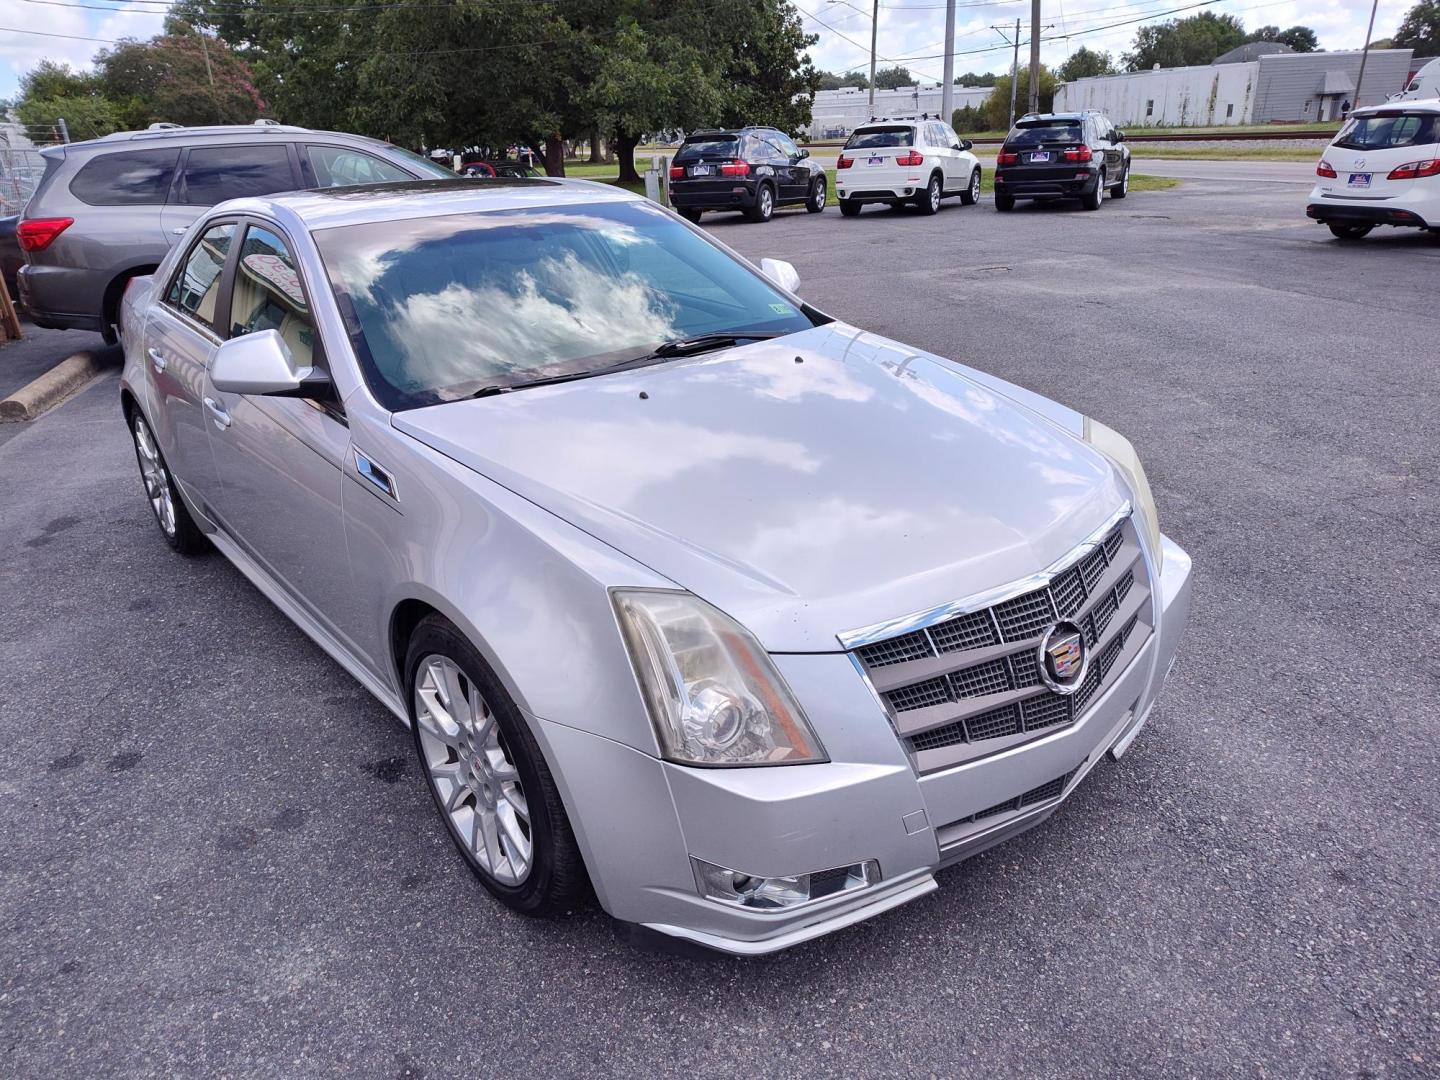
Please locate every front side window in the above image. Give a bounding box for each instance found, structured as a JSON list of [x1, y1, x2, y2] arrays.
[[1334, 112, 1439, 150], [180, 144, 297, 206], [229, 225, 316, 370], [845, 126, 915, 149], [307, 145, 414, 188], [315, 200, 820, 411], [69, 149, 180, 206], [165, 222, 235, 331], [774, 133, 800, 158]]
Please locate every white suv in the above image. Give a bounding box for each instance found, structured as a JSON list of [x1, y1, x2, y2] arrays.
[[1307, 101, 1440, 240], [836, 116, 982, 217]]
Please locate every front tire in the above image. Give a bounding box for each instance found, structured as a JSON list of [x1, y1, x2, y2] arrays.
[[1110, 164, 1129, 199], [1328, 222, 1373, 240], [1082, 168, 1105, 211], [407, 616, 585, 916], [839, 199, 861, 217], [807, 176, 826, 213], [960, 168, 981, 206], [129, 411, 208, 555], [917, 173, 942, 215], [744, 184, 774, 223]]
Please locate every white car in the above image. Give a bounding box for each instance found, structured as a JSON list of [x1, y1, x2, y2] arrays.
[[835, 116, 982, 216], [1307, 101, 1440, 240]]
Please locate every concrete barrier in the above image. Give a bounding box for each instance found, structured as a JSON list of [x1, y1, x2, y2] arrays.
[[0, 350, 110, 423]]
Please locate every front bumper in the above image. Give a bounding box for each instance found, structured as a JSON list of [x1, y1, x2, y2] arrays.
[[535, 533, 1192, 956], [995, 167, 1100, 199]]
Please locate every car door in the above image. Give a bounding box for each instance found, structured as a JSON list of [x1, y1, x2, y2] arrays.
[[765, 135, 804, 202], [1095, 118, 1122, 180], [928, 122, 956, 191], [203, 218, 356, 639], [144, 218, 240, 518], [160, 142, 303, 247]]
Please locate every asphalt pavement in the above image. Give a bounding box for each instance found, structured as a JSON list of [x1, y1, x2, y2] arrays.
[[1, 179, 1436, 1078]]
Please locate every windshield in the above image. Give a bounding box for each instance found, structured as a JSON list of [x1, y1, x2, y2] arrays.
[[676, 137, 740, 160], [1333, 112, 1440, 150], [315, 200, 817, 410], [1007, 120, 1084, 146], [845, 126, 915, 149]]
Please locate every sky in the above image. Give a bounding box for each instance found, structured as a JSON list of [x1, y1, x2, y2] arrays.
[[0, 0, 1421, 106]]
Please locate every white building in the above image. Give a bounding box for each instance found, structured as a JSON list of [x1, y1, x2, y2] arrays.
[[808, 85, 992, 141]]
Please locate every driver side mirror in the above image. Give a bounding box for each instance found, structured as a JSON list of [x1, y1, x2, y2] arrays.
[[958, 139, 973, 151], [1114, 130, 1125, 142], [759, 257, 800, 295], [797, 147, 810, 159], [211, 329, 327, 397]]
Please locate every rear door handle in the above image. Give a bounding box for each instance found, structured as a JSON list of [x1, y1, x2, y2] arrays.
[[147, 348, 167, 373], [202, 396, 232, 430]]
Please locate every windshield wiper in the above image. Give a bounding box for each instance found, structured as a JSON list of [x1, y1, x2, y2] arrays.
[[468, 332, 786, 398]]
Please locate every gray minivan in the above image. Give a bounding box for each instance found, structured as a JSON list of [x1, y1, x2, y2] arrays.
[[17, 121, 455, 340]]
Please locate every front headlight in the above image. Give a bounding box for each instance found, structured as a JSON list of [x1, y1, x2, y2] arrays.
[[612, 589, 827, 767], [1083, 416, 1164, 574]]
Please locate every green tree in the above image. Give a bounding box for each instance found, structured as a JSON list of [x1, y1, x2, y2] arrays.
[[1394, 0, 1440, 53], [1124, 12, 1246, 71], [872, 65, 913, 90], [983, 66, 1057, 130], [951, 104, 986, 133], [1058, 47, 1116, 81], [1244, 25, 1319, 52], [954, 71, 997, 87], [12, 61, 120, 139], [96, 28, 265, 129]]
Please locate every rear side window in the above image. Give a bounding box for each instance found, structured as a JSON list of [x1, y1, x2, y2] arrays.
[[165, 222, 235, 331], [1008, 120, 1085, 146], [676, 137, 740, 161], [179, 144, 297, 206], [307, 145, 413, 187], [845, 126, 914, 149], [69, 149, 180, 206], [1334, 112, 1439, 150]]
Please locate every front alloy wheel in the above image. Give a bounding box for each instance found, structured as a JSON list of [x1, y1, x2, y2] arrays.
[[807, 176, 826, 213], [961, 168, 981, 206]]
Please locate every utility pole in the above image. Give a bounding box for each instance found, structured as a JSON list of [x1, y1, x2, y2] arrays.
[[1028, 0, 1042, 114], [1354, 0, 1380, 111], [868, 0, 880, 114], [1009, 18, 1021, 127], [941, 0, 956, 127]]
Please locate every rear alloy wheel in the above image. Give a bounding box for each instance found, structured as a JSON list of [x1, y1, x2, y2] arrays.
[[995, 192, 1015, 212], [678, 207, 702, 223], [917, 173, 942, 215], [129, 412, 208, 555], [1082, 168, 1105, 211], [408, 616, 585, 916], [960, 168, 981, 206], [1110, 165, 1129, 199], [1328, 222, 1373, 241], [807, 176, 826, 213], [744, 184, 774, 223], [839, 199, 862, 217]]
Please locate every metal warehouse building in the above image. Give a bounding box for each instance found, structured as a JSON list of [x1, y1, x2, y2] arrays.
[[1053, 49, 1415, 127], [808, 85, 992, 141]]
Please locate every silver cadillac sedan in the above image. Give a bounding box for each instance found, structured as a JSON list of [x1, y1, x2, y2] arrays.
[[119, 178, 1192, 955]]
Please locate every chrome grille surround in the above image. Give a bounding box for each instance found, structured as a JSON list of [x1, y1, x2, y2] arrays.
[[841, 505, 1155, 775]]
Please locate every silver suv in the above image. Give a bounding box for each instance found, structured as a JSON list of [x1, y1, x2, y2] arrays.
[[17, 121, 454, 341]]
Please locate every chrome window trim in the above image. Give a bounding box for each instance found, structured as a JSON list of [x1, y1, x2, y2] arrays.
[[836, 501, 1132, 650]]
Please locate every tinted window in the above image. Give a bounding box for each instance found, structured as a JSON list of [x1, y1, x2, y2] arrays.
[[676, 137, 740, 161], [1334, 112, 1439, 150], [69, 149, 179, 206], [1007, 120, 1085, 146], [315, 200, 818, 410], [229, 225, 316, 369], [774, 133, 800, 158], [165, 222, 234, 331], [180, 144, 296, 206], [307, 145, 413, 187], [845, 126, 915, 149]]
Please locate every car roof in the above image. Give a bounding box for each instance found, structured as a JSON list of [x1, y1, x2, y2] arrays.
[[1353, 98, 1440, 116], [60, 122, 390, 153], [214, 177, 645, 233]]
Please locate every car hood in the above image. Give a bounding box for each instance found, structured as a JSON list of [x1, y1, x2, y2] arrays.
[[394, 323, 1129, 652]]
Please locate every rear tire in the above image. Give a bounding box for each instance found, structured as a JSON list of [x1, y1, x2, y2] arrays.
[[1328, 223, 1373, 240], [995, 192, 1015, 212], [960, 168, 981, 206], [407, 615, 586, 917], [917, 173, 942, 215], [1110, 165, 1129, 199], [806, 176, 826, 213], [743, 184, 774, 223], [678, 208, 702, 223], [1082, 168, 1105, 211], [129, 411, 208, 556], [839, 200, 861, 217]]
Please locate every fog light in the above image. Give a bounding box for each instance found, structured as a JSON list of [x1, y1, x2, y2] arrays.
[[691, 858, 878, 910]]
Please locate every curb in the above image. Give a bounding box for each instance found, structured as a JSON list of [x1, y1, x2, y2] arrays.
[[0, 350, 109, 423]]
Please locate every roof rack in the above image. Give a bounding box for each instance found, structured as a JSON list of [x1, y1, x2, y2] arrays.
[[864, 112, 936, 123]]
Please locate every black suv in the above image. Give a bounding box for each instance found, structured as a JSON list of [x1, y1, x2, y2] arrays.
[[993, 111, 1130, 212], [668, 127, 827, 223]]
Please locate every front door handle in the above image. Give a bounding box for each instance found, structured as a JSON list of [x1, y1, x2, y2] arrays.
[[202, 396, 232, 430], [172, 227, 188, 235], [147, 348, 167, 373]]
